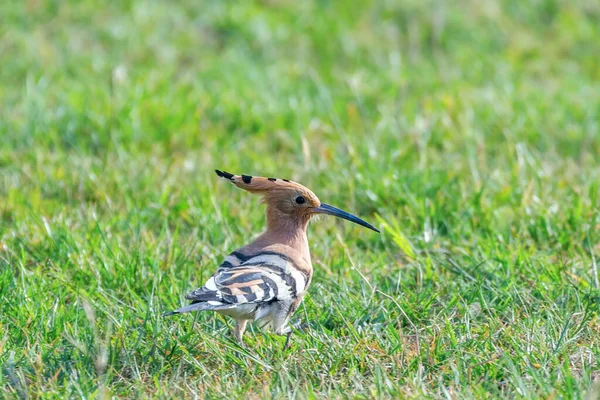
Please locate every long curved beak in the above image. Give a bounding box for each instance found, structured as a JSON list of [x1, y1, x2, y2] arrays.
[[312, 203, 379, 233]]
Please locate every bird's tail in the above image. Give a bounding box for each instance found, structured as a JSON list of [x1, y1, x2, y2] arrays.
[[162, 310, 179, 317]]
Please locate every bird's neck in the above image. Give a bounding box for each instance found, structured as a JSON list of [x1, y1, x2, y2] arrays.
[[254, 207, 311, 259]]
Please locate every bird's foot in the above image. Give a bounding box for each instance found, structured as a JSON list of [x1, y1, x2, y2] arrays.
[[292, 319, 310, 331]]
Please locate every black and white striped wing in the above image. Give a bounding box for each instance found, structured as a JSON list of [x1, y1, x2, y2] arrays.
[[185, 267, 278, 306], [233, 252, 307, 299], [185, 251, 308, 306], [216, 266, 282, 304]]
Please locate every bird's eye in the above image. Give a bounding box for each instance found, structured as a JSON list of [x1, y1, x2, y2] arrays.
[[295, 196, 306, 204]]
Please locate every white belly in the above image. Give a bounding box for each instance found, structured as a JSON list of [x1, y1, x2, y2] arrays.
[[215, 300, 293, 335], [216, 304, 258, 319]]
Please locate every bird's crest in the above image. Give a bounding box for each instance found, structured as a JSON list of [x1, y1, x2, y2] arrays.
[[215, 169, 305, 193]]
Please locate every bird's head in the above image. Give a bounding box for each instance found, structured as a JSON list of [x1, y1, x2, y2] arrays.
[[215, 170, 379, 233]]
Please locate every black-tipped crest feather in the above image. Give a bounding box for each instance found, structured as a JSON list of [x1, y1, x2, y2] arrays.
[[215, 169, 234, 180]]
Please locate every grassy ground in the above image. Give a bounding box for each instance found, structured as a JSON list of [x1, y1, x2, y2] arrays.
[[1, 0, 600, 398]]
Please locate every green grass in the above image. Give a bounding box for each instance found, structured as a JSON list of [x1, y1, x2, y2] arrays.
[[1, 0, 600, 398]]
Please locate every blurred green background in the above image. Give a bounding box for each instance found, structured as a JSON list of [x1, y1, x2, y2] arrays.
[[1, 0, 599, 398]]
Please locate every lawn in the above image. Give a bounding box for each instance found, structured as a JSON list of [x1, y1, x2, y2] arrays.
[[1, 0, 600, 398]]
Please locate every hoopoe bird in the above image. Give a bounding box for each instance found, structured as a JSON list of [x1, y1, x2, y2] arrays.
[[164, 170, 379, 348]]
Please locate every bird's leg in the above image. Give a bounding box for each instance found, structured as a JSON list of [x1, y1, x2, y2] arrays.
[[282, 319, 309, 350], [232, 320, 249, 359], [283, 331, 292, 351], [273, 304, 297, 351], [234, 319, 248, 346], [276, 323, 294, 351]]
